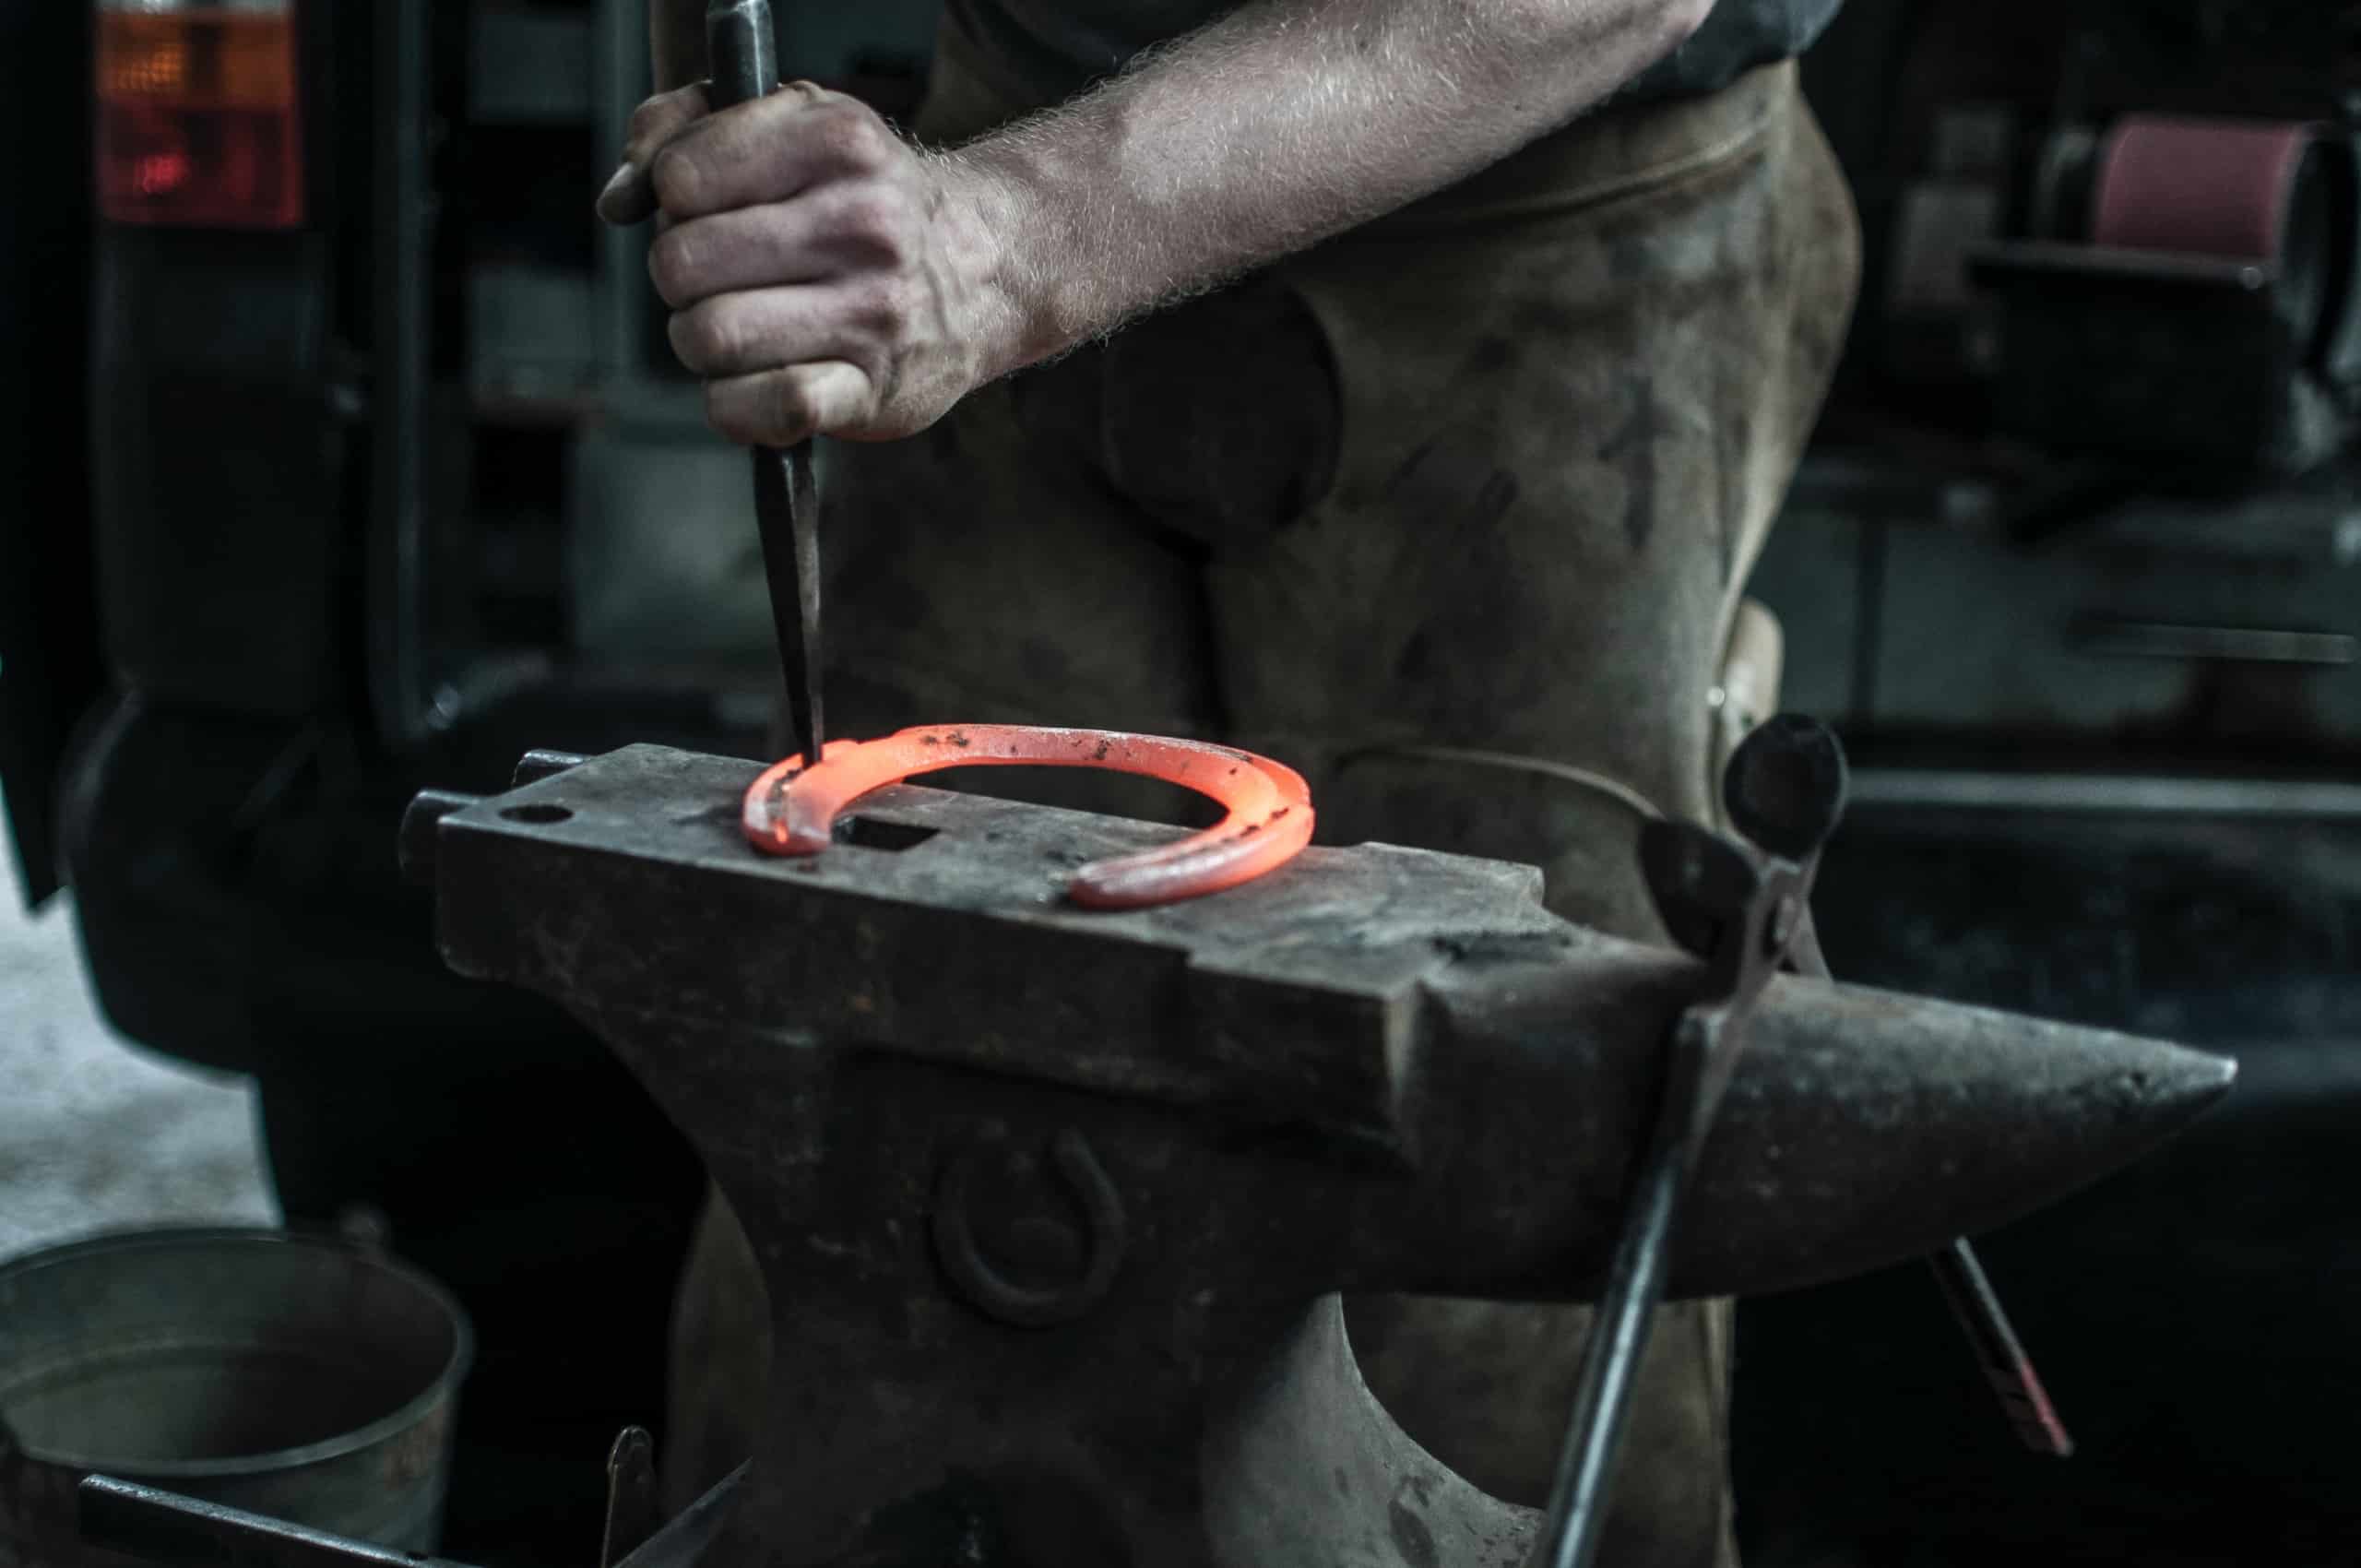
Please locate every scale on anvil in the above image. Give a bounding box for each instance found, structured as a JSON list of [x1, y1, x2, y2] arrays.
[[72, 714, 2230, 1568]]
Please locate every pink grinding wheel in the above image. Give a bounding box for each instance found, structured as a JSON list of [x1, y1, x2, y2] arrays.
[[742, 726, 1315, 910], [2091, 114, 2318, 262]]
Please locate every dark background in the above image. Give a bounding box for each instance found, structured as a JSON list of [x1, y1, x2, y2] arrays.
[[6, 3, 2361, 1565]]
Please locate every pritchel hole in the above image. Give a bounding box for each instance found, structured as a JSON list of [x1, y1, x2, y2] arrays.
[[501, 804, 573, 825], [834, 816, 940, 852]]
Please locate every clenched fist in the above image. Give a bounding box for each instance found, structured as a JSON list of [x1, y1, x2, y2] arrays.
[[597, 83, 1017, 446]]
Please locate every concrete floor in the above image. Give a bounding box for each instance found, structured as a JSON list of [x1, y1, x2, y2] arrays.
[[0, 801, 277, 1264]]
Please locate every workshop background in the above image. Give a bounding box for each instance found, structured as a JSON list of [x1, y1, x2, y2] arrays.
[[4, 2, 2360, 1566]]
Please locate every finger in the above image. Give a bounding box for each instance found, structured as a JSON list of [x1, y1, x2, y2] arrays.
[[597, 83, 712, 226], [651, 86, 899, 222], [647, 184, 914, 309], [667, 283, 882, 378], [627, 81, 714, 156], [599, 82, 711, 224], [706, 362, 877, 445]]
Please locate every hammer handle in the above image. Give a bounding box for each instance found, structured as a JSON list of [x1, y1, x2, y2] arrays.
[[703, 0, 776, 110], [703, 0, 827, 768]]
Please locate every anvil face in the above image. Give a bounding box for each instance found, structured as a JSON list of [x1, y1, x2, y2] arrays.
[[410, 744, 2231, 1568], [437, 742, 1565, 1149]]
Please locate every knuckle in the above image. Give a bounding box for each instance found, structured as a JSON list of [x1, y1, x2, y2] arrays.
[[674, 302, 739, 368], [649, 143, 705, 212], [708, 407, 763, 448], [854, 275, 915, 336], [869, 223, 917, 270], [627, 87, 700, 147], [775, 380, 820, 435], [703, 383, 747, 442], [646, 232, 695, 306], [810, 104, 888, 171], [841, 187, 916, 263]]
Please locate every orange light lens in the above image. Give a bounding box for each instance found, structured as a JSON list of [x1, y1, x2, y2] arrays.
[[96, 7, 302, 228], [101, 19, 191, 101]]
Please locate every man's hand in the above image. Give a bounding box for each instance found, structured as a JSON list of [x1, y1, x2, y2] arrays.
[[602, 0, 1714, 449], [598, 83, 1016, 447]]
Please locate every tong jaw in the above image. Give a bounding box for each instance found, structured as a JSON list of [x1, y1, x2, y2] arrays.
[[1531, 715, 1849, 1568]]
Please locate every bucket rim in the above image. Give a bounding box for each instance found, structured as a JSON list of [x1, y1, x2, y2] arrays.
[[0, 1224, 476, 1481]]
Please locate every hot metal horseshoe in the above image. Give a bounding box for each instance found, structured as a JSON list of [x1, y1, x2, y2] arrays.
[[742, 725, 1315, 909]]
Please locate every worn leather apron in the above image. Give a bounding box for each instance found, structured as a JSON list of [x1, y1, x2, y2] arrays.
[[665, 29, 1859, 1568]]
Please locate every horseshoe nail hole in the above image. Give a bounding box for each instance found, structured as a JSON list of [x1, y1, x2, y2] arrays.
[[502, 803, 574, 826], [834, 815, 940, 852]]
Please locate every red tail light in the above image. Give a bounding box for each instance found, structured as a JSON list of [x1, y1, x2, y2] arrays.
[[96, 0, 303, 230]]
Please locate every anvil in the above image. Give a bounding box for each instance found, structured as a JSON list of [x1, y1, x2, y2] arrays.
[[400, 743, 2232, 1568]]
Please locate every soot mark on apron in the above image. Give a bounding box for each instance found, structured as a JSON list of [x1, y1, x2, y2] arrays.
[[1600, 374, 1663, 553], [1395, 627, 1436, 686], [1471, 469, 1520, 533], [1717, 402, 1751, 587], [1465, 337, 1514, 377], [1384, 436, 1440, 496], [1608, 231, 1655, 286], [1394, 468, 1521, 687]]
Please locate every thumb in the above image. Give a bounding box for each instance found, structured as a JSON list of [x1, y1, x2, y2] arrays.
[[597, 82, 714, 226]]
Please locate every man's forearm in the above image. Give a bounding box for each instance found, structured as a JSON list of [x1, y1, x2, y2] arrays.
[[609, 0, 1712, 445], [943, 0, 1711, 376]]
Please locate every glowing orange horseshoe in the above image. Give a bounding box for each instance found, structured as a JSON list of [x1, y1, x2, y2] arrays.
[[742, 726, 1314, 909]]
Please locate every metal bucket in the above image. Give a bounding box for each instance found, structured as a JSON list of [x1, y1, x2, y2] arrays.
[[0, 1228, 472, 1567]]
